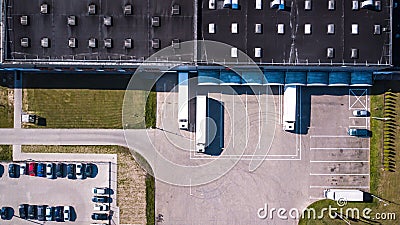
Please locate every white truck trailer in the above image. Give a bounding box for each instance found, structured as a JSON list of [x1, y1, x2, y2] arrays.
[[324, 189, 365, 202], [178, 72, 189, 130], [283, 85, 297, 131], [196, 95, 207, 153]]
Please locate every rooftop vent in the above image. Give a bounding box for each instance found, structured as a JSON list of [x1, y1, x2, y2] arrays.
[[277, 24, 285, 34], [88, 38, 97, 48], [328, 0, 335, 10], [68, 38, 76, 48], [255, 47, 262, 58], [255, 24, 262, 34], [304, 24, 312, 34], [256, 0, 262, 9], [351, 24, 359, 34], [172, 5, 181, 15], [352, 0, 359, 10], [88, 4, 96, 15], [231, 47, 238, 58], [327, 24, 335, 34], [209, 0, 216, 9], [67, 16, 76, 26], [374, 24, 381, 35], [305, 0, 312, 10], [40, 4, 49, 14], [124, 38, 133, 49], [104, 16, 112, 26], [104, 38, 112, 48], [124, 4, 132, 15], [231, 23, 238, 33], [41, 37, 50, 48], [351, 48, 358, 59], [327, 47, 334, 58], [172, 39, 180, 49], [151, 17, 160, 27], [152, 39, 160, 49], [20, 16, 29, 26], [209, 23, 215, 33], [21, 37, 29, 48]]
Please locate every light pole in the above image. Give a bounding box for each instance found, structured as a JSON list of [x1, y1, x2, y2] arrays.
[[371, 194, 390, 206], [371, 117, 392, 121]]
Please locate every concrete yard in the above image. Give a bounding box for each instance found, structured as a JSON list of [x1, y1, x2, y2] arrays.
[[154, 75, 370, 224]]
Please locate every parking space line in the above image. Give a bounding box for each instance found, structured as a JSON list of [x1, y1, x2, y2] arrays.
[[348, 125, 368, 128], [310, 160, 369, 163], [310, 135, 352, 138], [310, 173, 369, 176], [309, 196, 325, 200], [310, 185, 369, 189], [310, 147, 369, 150]]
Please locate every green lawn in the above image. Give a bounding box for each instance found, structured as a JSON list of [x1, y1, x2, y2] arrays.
[[0, 86, 13, 128], [22, 145, 153, 225], [299, 82, 400, 225], [0, 145, 12, 161], [22, 73, 157, 129]]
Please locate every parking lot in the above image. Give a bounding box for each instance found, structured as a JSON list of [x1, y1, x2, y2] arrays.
[[306, 87, 370, 200], [0, 161, 116, 224], [155, 80, 371, 224]]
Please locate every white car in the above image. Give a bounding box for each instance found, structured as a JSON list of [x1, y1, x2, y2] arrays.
[[63, 206, 71, 221], [46, 163, 54, 179], [76, 163, 84, 179], [92, 187, 108, 195], [352, 109, 368, 117], [93, 204, 109, 211], [19, 163, 27, 175]]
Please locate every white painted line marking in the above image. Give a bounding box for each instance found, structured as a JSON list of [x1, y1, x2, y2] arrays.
[[310, 135, 353, 138], [309, 197, 325, 200], [310, 160, 369, 163], [310, 186, 369, 189], [310, 173, 370, 176], [310, 147, 369, 150]]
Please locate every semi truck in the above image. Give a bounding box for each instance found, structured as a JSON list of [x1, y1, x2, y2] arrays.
[[324, 189, 365, 202], [178, 72, 189, 130], [283, 85, 297, 131], [196, 95, 207, 153]]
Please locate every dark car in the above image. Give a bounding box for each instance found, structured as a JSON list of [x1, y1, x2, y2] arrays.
[[85, 163, 94, 178], [1, 207, 13, 220], [27, 205, 37, 220], [54, 206, 63, 222], [56, 163, 64, 177], [67, 164, 75, 179], [92, 196, 111, 203], [19, 204, 28, 219], [8, 164, 17, 178], [37, 205, 45, 221], [37, 163, 46, 177], [91, 213, 109, 220], [28, 162, 36, 176]]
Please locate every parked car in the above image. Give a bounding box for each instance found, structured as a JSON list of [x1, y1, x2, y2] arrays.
[[352, 109, 368, 117], [63, 206, 71, 221], [92, 187, 108, 195], [85, 163, 94, 178], [91, 213, 108, 220], [20, 163, 27, 175], [28, 162, 36, 176], [37, 163, 46, 177], [27, 205, 37, 220], [1, 207, 12, 220], [8, 163, 17, 178], [46, 163, 54, 179], [19, 204, 28, 219], [56, 163, 64, 177], [37, 205, 45, 221], [45, 206, 53, 221], [348, 128, 369, 137], [93, 204, 109, 211], [54, 206, 63, 222], [67, 164, 75, 179], [92, 196, 111, 203], [76, 163, 84, 179]]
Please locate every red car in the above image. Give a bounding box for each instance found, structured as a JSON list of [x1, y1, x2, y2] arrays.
[[28, 162, 36, 176]]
